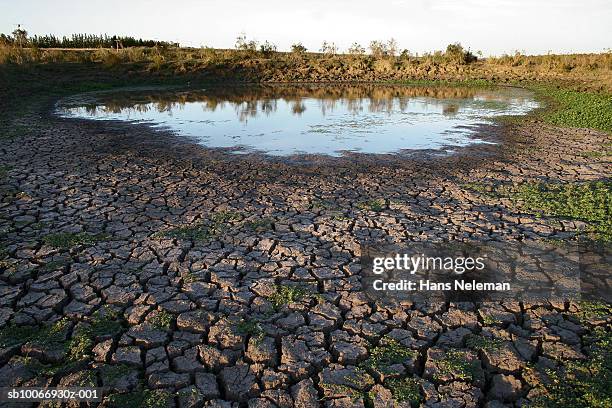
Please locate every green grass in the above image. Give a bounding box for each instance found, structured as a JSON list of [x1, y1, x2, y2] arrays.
[[384, 377, 423, 406], [236, 318, 264, 342], [434, 349, 481, 382], [244, 217, 274, 232], [362, 336, 418, 374], [532, 327, 611, 408], [67, 309, 123, 360], [106, 389, 172, 408], [0, 324, 40, 348], [0, 310, 123, 375], [43, 232, 110, 249], [267, 285, 307, 309], [571, 301, 611, 324], [465, 334, 504, 351], [481, 314, 503, 326], [535, 86, 612, 133], [357, 199, 385, 212], [510, 181, 611, 242], [161, 223, 214, 241], [467, 181, 611, 242], [160, 210, 241, 242], [461, 182, 499, 198], [579, 148, 612, 158], [148, 309, 173, 330]]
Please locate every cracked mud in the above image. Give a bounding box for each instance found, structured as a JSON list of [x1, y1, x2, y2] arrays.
[[0, 107, 610, 408]]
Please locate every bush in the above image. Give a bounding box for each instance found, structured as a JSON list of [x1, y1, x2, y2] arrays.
[[291, 43, 307, 53]]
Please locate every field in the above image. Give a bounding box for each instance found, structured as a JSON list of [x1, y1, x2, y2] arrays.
[[0, 45, 611, 408]]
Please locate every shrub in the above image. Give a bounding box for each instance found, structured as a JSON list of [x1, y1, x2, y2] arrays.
[[348, 42, 365, 55], [320, 41, 337, 55], [291, 43, 307, 53]]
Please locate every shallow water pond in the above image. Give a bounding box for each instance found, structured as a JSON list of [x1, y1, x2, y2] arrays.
[[58, 85, 538, 156]]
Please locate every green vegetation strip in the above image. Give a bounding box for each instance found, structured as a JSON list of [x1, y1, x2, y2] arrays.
[[465, 181, 611, 242], [532, 327, 611, 408], [383, 377, 422, 406], [511, 181, 611, 242], [43, 232, 110, 249], [534, 86, 612, 133], [0, 308, 123, 376], [107, 389, 172, 408]]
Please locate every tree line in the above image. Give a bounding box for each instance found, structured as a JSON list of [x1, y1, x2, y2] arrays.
[[0, 28, 174, 48]]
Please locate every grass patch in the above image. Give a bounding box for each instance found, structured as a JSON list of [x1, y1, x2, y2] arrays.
[[532, 327, 611, 408], [362, 336, 417, 374], [43, 232, 110, 249], [357, 199, 385, 212], [161, 224, 212, 241], [468, 181, 611, 242], [465, 334, 504, 351], [509, 181, 611, 242], [0, 324, 40, 348], [148, 309, 173, 330], [181, 271, 199, 284], [0, 309, 122, 375], [579, 149, 612, 158], [161, 210, 241, 242], [481, 314, 503, 325], [106, 389, 172, 408], [434, 349, 481, 382], [461, 182, 499, 198], [244, 217, 274, 232], [267, 285, 307, 309], [65, 308, 123, 361], [236, 318, 264, 342], [384, 377, 423, 406], [571, 301, 611, 325], [536, 86, 612, 133]]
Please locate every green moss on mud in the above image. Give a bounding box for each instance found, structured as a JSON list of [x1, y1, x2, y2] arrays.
[[43, 232, 110, 249]]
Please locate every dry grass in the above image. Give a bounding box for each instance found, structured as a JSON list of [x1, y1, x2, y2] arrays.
[[1, 45, 611, 91]]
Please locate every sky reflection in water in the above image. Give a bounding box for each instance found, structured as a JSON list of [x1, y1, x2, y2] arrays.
[[59, 85, 538, 156]]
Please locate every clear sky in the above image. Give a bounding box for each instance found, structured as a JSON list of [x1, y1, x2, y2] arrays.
[[1, 0, 610, 56]]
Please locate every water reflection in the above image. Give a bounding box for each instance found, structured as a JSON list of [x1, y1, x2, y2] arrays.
[[59, 85, 538, 156]]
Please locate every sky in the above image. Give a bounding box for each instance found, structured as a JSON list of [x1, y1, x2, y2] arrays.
[[1, 0, 610, 56]]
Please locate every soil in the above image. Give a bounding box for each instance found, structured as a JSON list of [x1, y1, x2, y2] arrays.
[[0, 86, 610, 407]]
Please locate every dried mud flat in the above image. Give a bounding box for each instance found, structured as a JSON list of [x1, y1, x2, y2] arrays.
[[0, 107, 610, 408]]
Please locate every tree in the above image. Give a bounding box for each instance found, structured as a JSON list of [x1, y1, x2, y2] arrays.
[[12, 24, 28, 47], [445, 42, 477, 64]]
